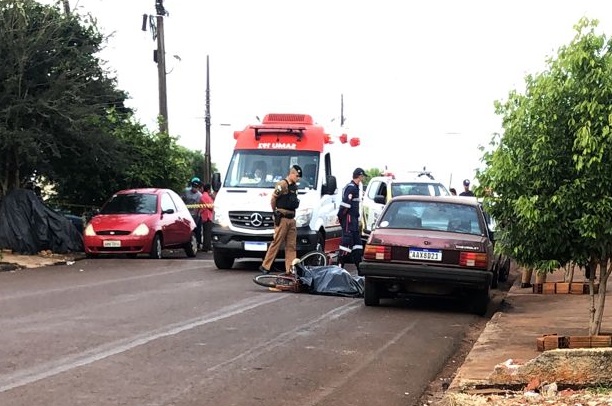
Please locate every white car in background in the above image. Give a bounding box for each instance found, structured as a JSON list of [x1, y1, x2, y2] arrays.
[[361, 172, 450, 241]]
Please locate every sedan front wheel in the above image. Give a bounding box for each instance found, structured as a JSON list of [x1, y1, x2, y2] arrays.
[[150, 234, 163, 259]]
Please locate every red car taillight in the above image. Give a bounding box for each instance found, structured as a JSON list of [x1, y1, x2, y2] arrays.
[[459, 252, 488, 268], [364, 245, 391, 261]]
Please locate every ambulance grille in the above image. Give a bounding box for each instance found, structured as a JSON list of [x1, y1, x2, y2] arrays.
[[229, 211, 275, 229]]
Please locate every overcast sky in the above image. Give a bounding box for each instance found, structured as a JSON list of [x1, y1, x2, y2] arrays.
[[68, 0, 612, 189]]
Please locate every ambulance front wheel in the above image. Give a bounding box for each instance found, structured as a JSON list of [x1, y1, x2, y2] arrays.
[[214, 250, 235, 269]]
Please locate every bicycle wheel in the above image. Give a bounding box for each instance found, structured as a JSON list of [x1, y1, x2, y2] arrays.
[[253, 274, 295, 288], [299, 250, 328, 267]]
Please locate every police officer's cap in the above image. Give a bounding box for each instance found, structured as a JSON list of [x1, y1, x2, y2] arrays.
[[353, 167, 366, 178], [291, 165, 302, 178]]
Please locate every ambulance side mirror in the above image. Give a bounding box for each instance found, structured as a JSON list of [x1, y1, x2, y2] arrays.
[[212, 172, 222, 192], [322, 175, 337, 195]]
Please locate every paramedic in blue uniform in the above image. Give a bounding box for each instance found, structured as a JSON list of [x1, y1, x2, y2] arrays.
[[338, 167, 366, 271], [259, 165, 302, 274]]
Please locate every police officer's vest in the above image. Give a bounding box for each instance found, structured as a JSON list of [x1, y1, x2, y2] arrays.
[[338, 181, 360, 219], [276, 180, 300, 210]]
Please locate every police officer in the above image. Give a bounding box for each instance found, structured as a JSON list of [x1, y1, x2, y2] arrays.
[[338, 167, 366, 271], [259, 165, 302, 274], [459, 179, 475, 197]]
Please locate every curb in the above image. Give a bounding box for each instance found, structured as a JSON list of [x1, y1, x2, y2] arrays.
[[448, 279, 612, 393]]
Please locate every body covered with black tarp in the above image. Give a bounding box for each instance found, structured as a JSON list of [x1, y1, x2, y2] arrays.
[[298, 264, 364, 297], [0, 188, 83, 254]]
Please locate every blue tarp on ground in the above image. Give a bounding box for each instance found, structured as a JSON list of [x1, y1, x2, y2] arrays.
[[0, 188, 83, 254]]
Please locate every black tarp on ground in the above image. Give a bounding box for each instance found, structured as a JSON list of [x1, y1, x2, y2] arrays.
[[298, 264, 365, 297], [0, 188, 83, 254]]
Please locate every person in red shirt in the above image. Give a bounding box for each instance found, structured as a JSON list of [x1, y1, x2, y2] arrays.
[[199, 183, 215, 252]]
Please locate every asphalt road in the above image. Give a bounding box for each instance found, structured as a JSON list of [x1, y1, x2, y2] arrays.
[[0, 251, 494, 406]]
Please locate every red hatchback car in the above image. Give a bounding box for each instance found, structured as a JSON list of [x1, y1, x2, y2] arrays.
[[83, 188, 198, 259], [359, 195, 495, 315]]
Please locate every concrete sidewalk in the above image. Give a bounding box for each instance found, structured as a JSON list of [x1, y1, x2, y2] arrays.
[[450, 266, 612, 392]]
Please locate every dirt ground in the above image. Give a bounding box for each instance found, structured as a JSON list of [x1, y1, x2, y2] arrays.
[[0, 250, 83, 271]]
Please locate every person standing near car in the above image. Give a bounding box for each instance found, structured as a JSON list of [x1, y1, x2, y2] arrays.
[[259, 165, 302, 274], [459, 179, 475, 197], [338, 167, 366, 271], [181, 177, 203, 249], [199, 183, 215, 253]]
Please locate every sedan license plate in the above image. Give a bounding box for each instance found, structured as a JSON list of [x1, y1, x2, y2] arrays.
[[244, 241, 267, 251], [103, 240, 121, 248], [409, 248, 442, 261]]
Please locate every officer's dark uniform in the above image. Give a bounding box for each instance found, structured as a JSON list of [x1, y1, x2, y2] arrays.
[[338, 168, 365, 270], [260, 165, 302, 274]]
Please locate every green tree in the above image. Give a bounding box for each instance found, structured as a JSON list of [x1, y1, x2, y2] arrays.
[[49, 109, 210, 208], [0, 0, 210, 210], [364, 167, 382, 188], [478, 18, 612, 335], [0, 0, 131, 198]]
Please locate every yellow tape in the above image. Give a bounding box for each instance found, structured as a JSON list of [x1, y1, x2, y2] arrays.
[[185, 203, 214, 209]]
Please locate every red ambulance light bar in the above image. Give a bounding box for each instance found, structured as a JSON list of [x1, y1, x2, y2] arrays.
[[250, 126, 306, 141]]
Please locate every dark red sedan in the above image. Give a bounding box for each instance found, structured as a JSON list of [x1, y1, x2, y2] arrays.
[[83, 188, 198, 259], [358, 195, 495, 315]]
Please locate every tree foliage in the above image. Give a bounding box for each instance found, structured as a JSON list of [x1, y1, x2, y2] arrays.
[[0, 0, 210, 210], [478, 18, 612, 335], [0, 0, 129, 197]]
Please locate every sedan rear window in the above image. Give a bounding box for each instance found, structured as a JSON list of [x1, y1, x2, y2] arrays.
[[390, 182, 449, 197], [379, 200, 483, 235], [100, 194, 158, 215]]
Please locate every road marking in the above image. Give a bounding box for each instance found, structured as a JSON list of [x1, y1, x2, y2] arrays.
[[0, 264, 211, 301], [303, 319, 420, 406], [153, 300, 364, 405], [207, 300, 361, 372], [0, 294, 285, 393]]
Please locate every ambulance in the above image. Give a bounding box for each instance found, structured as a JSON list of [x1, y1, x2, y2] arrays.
[[210, 113, 360, 270]]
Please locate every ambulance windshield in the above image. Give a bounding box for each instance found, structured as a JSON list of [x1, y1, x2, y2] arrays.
[[224, 150, 319, 190]]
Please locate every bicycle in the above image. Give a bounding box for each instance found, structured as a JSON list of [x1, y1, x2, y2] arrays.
[[252, 250, 328, 292]]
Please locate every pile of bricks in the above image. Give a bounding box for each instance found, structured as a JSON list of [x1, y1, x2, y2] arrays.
[[532, 282, 599, 294], [537, 333, 612, 351]]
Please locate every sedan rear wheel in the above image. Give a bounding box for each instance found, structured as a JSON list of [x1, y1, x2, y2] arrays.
[[184, 232, 197, 258], [471, 288, 490, 316], [150, 234, 163, 259], [364, 277, 380, 306]]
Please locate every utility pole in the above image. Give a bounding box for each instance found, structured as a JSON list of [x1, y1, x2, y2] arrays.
[[204, 55, 212, 184], [62, 0, 70, 14], [340, 93, 345, 127], [155, 0, 169, 134]]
